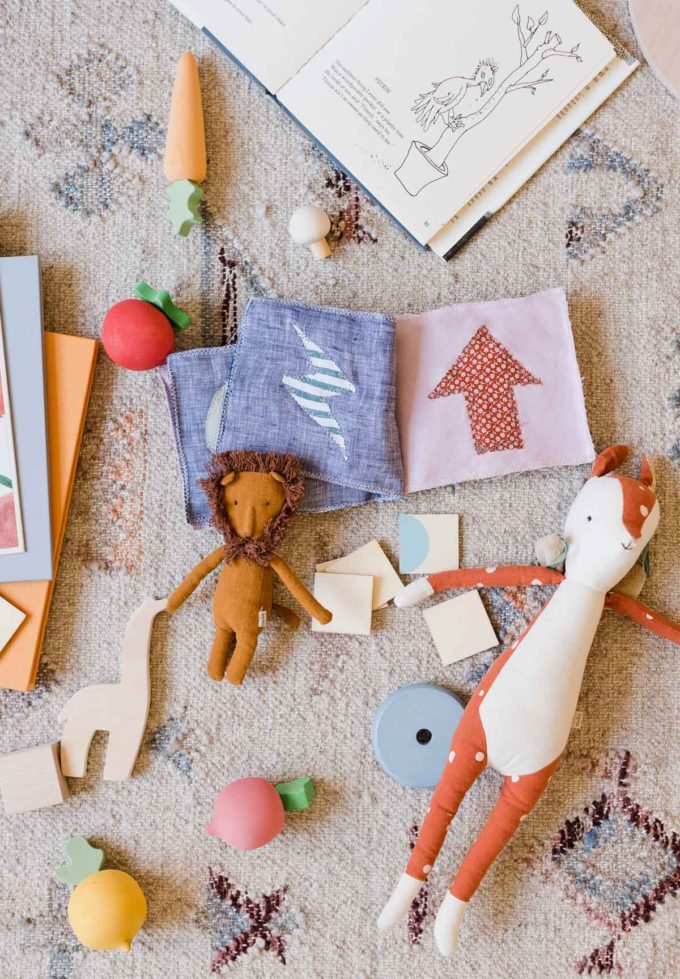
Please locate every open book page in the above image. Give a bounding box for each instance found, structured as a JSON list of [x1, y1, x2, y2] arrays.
[[279, 0, 614, 244], [428, 50, 638, 258], [171, 0, 368, 93]]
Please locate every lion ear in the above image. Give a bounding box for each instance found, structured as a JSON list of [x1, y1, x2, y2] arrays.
[[269, 472, 286, 485], [220, 472, 236, 486]]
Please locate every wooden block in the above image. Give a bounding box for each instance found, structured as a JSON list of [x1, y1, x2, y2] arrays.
[[0, 595, 26, 652], [0, 741, 68, 815], [311, 572, 373, 636], [423, 590, 498, 665], [316, 540, 404, 610], [400, 513, 459, 574]]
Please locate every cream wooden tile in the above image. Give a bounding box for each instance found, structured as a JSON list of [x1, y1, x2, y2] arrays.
[[400, 514, 459, 574], [423, 589, 498, 665], [316, 539, 404, 609], [312, 572, 373, 636]]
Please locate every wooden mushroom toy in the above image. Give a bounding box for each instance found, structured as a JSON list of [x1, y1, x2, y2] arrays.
[[288, 205, 331, 259]]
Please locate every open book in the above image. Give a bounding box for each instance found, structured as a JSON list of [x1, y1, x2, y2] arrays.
[[171, 0, 637, 257]]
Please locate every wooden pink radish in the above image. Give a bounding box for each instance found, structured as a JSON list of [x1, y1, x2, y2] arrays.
[[379, 446, 680, 955], [59, 598, 167, 781]]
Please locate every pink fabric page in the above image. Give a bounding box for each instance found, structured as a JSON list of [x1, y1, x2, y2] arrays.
[[396, 288, 594, 492]]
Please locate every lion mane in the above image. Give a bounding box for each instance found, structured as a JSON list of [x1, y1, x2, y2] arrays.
[[200, 450, 305, 566]]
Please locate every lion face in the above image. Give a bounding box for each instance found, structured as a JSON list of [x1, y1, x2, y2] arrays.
[[219, 470, 286, 540], [201, 451, 305, 564]]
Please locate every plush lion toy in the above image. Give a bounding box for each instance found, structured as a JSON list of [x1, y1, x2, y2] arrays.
[[167, 451, 332, 684]]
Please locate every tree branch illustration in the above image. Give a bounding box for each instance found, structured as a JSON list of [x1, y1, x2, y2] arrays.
[[513, 5, 549, 65], [425, 7, 582, 169]]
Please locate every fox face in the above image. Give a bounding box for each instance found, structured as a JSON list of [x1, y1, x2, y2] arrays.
[[564, 446, 659, 593]]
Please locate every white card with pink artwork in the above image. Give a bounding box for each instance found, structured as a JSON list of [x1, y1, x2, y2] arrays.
[[0, 313, 24, 554]]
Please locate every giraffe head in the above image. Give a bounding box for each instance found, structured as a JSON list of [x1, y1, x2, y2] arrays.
[[563, 445, 659, 594]]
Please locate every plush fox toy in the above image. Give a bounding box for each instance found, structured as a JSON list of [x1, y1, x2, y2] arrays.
[[379, 446, 680, 955]]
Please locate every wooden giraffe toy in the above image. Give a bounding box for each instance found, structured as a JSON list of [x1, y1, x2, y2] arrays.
[[59, 597, 167, 781], [379, 446, 680, 954]]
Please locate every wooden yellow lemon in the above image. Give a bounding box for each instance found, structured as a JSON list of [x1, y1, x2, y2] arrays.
[[68, 869, 147, 951], [57, 837, 147, 952]]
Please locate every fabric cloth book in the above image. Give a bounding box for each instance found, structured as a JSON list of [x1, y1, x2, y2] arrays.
[[0, 257, 51, 582], [170, 0, 637, 257], [217, 298, 404, 513], [0, 332, 97, 692], [395, 288, 594, 492]]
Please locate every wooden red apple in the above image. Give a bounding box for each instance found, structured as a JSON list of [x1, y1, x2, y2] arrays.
[[101, 299, 175, 371]]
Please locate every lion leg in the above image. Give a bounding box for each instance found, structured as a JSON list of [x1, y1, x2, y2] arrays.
[[225, 628, 260, 686], [272, 603, 300, 630], [207, 627, 234, 681]]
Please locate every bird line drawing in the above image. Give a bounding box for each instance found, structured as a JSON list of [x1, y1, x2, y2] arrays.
[[412, 58, 499, 133], [282, 323, 356, 460], [395, 4, 584, 197]]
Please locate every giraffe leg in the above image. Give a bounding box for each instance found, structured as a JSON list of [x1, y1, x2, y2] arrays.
[[102, 716, 147, 781], [60, 715, 96, 778], [225, 629, 259, 686], [434, 757, 560, 956], [207, 627, 233, 682], [379, 705, 487, 930]]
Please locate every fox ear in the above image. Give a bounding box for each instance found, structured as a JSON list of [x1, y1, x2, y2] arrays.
[[220, 472, 236, 486], [639, 455, 656, 491], [591, 444, 629, 477], [269, 472, 286, 485]]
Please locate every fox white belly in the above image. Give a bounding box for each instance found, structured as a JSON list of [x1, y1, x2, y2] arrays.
[[479, 579, 604, 777]]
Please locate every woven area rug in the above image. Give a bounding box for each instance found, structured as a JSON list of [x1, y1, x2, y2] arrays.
[[0, 1, 678, 976]]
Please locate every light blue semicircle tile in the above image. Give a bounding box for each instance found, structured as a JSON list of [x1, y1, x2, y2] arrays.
[[399, 514, 429, 573]]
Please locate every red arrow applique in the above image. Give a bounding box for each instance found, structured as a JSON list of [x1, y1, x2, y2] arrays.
[[428, 325, 541, 454]]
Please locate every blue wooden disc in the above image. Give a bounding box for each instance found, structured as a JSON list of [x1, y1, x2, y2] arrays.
[[372, 683, 465, 789]]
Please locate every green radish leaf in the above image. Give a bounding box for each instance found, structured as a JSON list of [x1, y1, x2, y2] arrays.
[[56, 836, 105, 886]]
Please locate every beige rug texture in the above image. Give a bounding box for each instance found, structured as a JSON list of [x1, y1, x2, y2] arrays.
[[0, 0, 678, 976]]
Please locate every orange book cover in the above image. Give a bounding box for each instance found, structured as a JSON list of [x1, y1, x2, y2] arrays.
[[0, 332, 98, 691]]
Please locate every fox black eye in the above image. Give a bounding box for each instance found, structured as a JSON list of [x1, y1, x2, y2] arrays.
[[586, 515, 592, 522], [232, 500, 238, 506]]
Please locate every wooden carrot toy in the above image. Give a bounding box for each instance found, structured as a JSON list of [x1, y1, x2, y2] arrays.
[[164, 51, 206, 236], [379, 446, 680, 956]]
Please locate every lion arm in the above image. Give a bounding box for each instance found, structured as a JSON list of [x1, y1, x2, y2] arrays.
[[166, 546, 224, 612], [269, 554, 332, 625]]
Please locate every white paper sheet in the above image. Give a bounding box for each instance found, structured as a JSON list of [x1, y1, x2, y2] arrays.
[[428, 51, 638, 257], [280, 0, 614, 243], [171, 0, 368, 93]]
